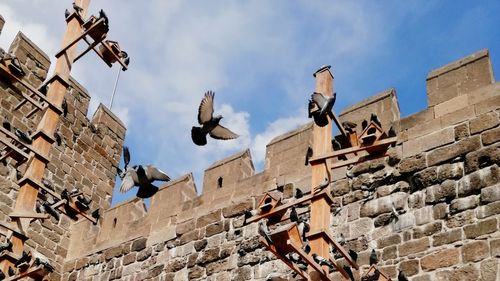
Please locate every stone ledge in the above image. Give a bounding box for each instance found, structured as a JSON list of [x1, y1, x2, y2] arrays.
[[427, 49, 489, 79]]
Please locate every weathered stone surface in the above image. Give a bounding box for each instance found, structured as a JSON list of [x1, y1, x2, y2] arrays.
[[232, 265, 252, 281], [427, 136, 481, 166], [481, 126, 500, 145], [491, 238, 500, 258], [399, 154, 426, 174], [399, 259, 419, 276], [480, 184, 500, 204], [421, 248, 460, 271], [450, 195, 479, 214], [176, 219, 195, 236], [222, 200, 252, 218], [131, 237, 147, 252], [477, 201, 500, 219], [196, 210, 221, 228], [469, 111, 499, 134], [206, 222, 224, 237], [136, 247, 152, 262], [425, 180, 456, 203], [435, 264, 479, 281], [399, 237, 430, 257], [147, 264, 164, 278], [413, 167, 439, 189], [360, 192, 407, 218], [432, 228, 462, 247], [413, 221, 442, 239], [454, 123, 469, 141], [433, 203, 448, 219], [462, 240, 489, 262], [464, 218, 498, 239], [197, 247, 220, 265], [481, 259, 499, 281], [194, 239, 207, 252], [188, 266, 205, 279], [465, 145, 500, 173], [377, 234, 401, 249], [165, 258, 186, 272], [437, 163, 463, 181], [332, 179, 350, 197]]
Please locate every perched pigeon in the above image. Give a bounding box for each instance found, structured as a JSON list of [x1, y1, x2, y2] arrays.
[[289, 206, 298, 223], [40, 201, 60, 221], [41, 179, 55, 191], [295, 188, 304, 199], [2, 117, 11, 131], [312, 253, 334, 270], [297, 219, 310, 241], [302, 239, 311, 254], [8, 266, 15, 276], [191, 91, 239, 146], [34, 256, 54, 272], [363, 270, 380, 281], [342, 121, 357, 134], [15, 129, 32, 144], [61, 98, 68, 117], [369, 249, 378, 265], [398, 271, 409, 281], [54, 130, 62, 146], [91, 208, 100, 224], [343, 265, 355, 281], [348, 249, 358, 263], [61, 189, 71, 204], [305, 145, 313, 166], [258, 218, 273, 245], [314, 178, 329, 193], [388, 126, 397, 137], [8, 56, 25, 76], [72, 2, 83, 14], [338, 233, 346, 246], [15, 250, 31, 268], [75, 195, 91, 210], [122, 57, 130, 71], [361, 119, 368, 130], [0, 239, 12, 252], [64, 8, 70, 19], [99, 9, 109, 26], [370, 113, 382, 127], [332, 139, 347, 161]]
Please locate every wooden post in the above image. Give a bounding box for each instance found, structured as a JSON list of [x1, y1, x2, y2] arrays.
[[309, 66, 334, 281], [0, 0, 90, 274]]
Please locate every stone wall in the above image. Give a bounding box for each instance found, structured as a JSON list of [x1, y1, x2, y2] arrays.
[[0, 21, 125, 280], [61, 49, 500, 281]]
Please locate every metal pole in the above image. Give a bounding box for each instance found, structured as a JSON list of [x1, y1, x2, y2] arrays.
[[109, 66, 121, 109]]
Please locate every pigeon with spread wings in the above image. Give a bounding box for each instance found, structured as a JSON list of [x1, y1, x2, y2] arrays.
[[119, 147, 170, 198], [191, 91, 239, 146]]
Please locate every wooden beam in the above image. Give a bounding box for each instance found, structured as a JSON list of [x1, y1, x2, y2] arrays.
[[259, 238, 310, 280], [307, 229, 358, 270], [309, 137, 397, 163], [288, 241, 332, 281], [9, 212, 48, 220]]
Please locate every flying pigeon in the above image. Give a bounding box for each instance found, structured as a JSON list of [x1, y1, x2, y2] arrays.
[[370, 113, 382, 127], [191, 91, 239, 146], [398, 271, 409, 281], [64, 8, 70, 19], [258, 218, 273, 245], [342, 121, 357, 134], [309, 92, 336, 127], [312, 253, 334, 271], [0, 239, 12, 252], [99, 9, 109, 26], [305, 145, 313, 166], [289, 206, 298, 223], [314, 178, 329, 193], [343, 265, 355, 281], [119, 147, 170, 198], [348, 249, 358, 263], [369, 249, 378, 265], [15, 129, 32, 144]]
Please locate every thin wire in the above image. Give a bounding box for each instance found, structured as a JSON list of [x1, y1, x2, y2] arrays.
[[109, 67, 121, 109]]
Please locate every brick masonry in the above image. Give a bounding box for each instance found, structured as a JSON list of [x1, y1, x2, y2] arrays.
[[1, 17, 500, 281]]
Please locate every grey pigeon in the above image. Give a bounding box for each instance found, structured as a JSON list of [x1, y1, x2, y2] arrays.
[[41, 201, 60, 221], [15, 250, 31, 268], [258, 218, 272, 245], [295, 188, 304, 199], [62, 98, 68, 117], [342, 121, 357, 133], [15, 129, 32, 144], [289, 206, 298, 223], [314, 178, 329, 192], [297, 219, 310, 241], [348, 249, 358, 262], [338, 233, 346, 246], [398, 271, 409, 281], [305, 145, 313, 166], [332, 139, 347, 161], [312, 253, 334, 270], [8, 56, 25, 76], [0, 239, 12, 252], [388, 126, 396, 137], [370, 113, 382, 127], [91, 208, 100, 224], [8, 266, 15, 276], [309, 92, 336, 127], [302, 239, 311, 254], [72, 2, 83, 14], [75, 194, 91, 210], [369, 249, 378, 265], [191, 91, 239, 146], [364, 271, 380, 281], [64, 8, 70, 18], [120, 164, 170, 198]]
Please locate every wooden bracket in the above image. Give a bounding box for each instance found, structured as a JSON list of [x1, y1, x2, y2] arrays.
[[259, 237, 310, 280], [307, 229, 359, 270], [9, 212, 48, 220], [287, 240, 332, 281], [5, 265, 46, 281]]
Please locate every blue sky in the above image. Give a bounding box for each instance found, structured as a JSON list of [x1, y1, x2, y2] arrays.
[[1, 1, 499, 205]]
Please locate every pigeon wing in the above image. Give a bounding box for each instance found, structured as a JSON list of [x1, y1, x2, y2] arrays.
[[311, 92, 327, 108], [120, 172, 136, 193], [198, 91, 214, 124], [123, 146, 130, 168], [145, 165, 170, 182], [209, 125, 239, 140]]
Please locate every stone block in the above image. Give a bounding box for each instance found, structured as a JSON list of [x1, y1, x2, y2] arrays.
[[360, 192, 407, 218], [476, 201, 500, 219], [421, 248, 460, 271], [481, 259, 499, 281], [475, 94, 500, 115], [480, 184, 500, 204], [399, 153, 426, 174], [399, 237, 430, 257], [412, 221, 442, 239], [465, 145, 500, 173], [464, 218, 498, 239], [469, 111, 500, 134], [196, 210, 221, 228], [131, 237, 147, 252], [457, 171, 483, 197], [437, 163, 464, 181], [450, 195, 479, 214], [414, 206, 434, 226], [435, 264, 479, 281], [454, 123, 470, 141], [349, 218, 374, 239], [399, 259, 419, 276], [439, 106, 476, 128], [434, 94, 469, 118], [432, 228, 462, 247], [491, 238, 500, 257], [481, 126, 500, 145], [462, 240, 489, 262], [413, 167, 439, 189], [400, 108, 435, 131], [425, 180, 456, 203], [407, 118, 442, 139], [377, 233, 401, 249], [427, 136, 481, 166]]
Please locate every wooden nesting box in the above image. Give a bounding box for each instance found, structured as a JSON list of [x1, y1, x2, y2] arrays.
[[359, 122, 383, 145], [257, 192, 281, 214], [99, 40, 121, 65], [269, 222, 303, 254]]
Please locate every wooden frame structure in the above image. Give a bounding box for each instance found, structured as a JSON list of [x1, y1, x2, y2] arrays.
[[0, 1, 128, 279], [247, 66, 397, 280]]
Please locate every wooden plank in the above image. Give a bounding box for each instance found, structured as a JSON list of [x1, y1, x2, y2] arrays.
[[309, 137, 397, 163], [9, 212, 48, 220], [0, 135, 29, 160], [259, 238, 310, 280], [288, 240, 332, 281], [5, 265, 45, 281], [55, 17, 105, 58], [321, 230, 358, 270], [328, 255, 351, 280]]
